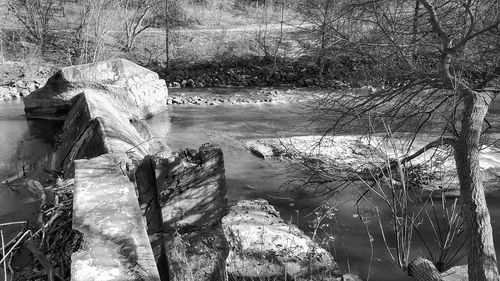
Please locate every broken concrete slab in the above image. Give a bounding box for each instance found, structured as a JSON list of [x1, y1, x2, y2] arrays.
[[56, 92, 152, 177], [24, 58, 168, 120], [154, 144, 228, 232], [138, 145, 230, 281], [71, 153, 161, 281]]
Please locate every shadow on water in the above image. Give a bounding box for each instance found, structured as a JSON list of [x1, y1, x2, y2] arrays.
[[146, 98, 500, 281]]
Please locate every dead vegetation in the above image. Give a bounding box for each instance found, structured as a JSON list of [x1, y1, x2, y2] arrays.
[[0, 178, 83, 281]]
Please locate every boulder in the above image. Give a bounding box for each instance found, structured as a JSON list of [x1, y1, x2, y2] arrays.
[[23, 58, 168, 120], [286, 73, 298, 82], [0, 86, 9, 100], [26, 81, 36, 91], [14, 80, 25, 88], [186, 78, 195, 87], [245, 140, 275, 159], [20, 89, 30, 97], [222, 199, 337, 278], [297, 78, 306, 87], [304, 78, 315, 86]]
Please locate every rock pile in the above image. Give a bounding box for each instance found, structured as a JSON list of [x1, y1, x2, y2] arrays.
[[166, 74, 346, 88], [160, 60, 350, 89], [167, 90, 279, 106], [0, 79, 46, 101]]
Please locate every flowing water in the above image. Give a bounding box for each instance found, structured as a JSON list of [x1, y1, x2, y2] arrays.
[[147, 101, 418, 280], [147, 88, 500, 281], [1, 89, 500, 280]]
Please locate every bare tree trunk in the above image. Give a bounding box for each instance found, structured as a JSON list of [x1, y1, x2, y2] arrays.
[[411, 1, 419, 59], [165, 0, 170, 69], [271, 0, 284, 73], [0, 30, 3, 63], [455, 89, 499, 281]]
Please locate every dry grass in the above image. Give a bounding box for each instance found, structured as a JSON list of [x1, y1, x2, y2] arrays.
[[0, 179, 82, 280], [0, 0, 305, 68]]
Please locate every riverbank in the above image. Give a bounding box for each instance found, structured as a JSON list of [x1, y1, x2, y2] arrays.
[[156, 57, 353, 89], [0, 57, 358, 103], [0, 62, 53, 102], [166, 87, 333, 106]]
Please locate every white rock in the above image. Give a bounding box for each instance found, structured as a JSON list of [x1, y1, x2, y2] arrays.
[[245, 140, 275, 159], [222, 199, 337, 278]]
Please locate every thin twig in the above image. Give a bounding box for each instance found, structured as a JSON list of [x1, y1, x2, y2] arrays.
[[1, 230, 7, 281]]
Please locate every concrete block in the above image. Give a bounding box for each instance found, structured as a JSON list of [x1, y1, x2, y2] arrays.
[[72, 153, 161, 281]]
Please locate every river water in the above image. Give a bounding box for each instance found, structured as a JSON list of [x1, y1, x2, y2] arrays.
[[146, 89, 500, 281], [0, 100, 61, 242], [1, 91, 500, 280]]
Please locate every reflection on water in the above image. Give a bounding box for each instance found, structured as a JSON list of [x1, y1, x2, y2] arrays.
[[0, 101, 61, 166], [0, 100, 61, 239], [148, 101, 500, 281]]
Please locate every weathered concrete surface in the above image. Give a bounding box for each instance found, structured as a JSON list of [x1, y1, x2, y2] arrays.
[[159, 145, 228, 281], [154, 144, 227, 232], [222, 199, 337, 278], [138, 145, 229, 281], [57, 92, 152, 177], [24, 58, 168, 120], [71, 153, 161, 281]]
